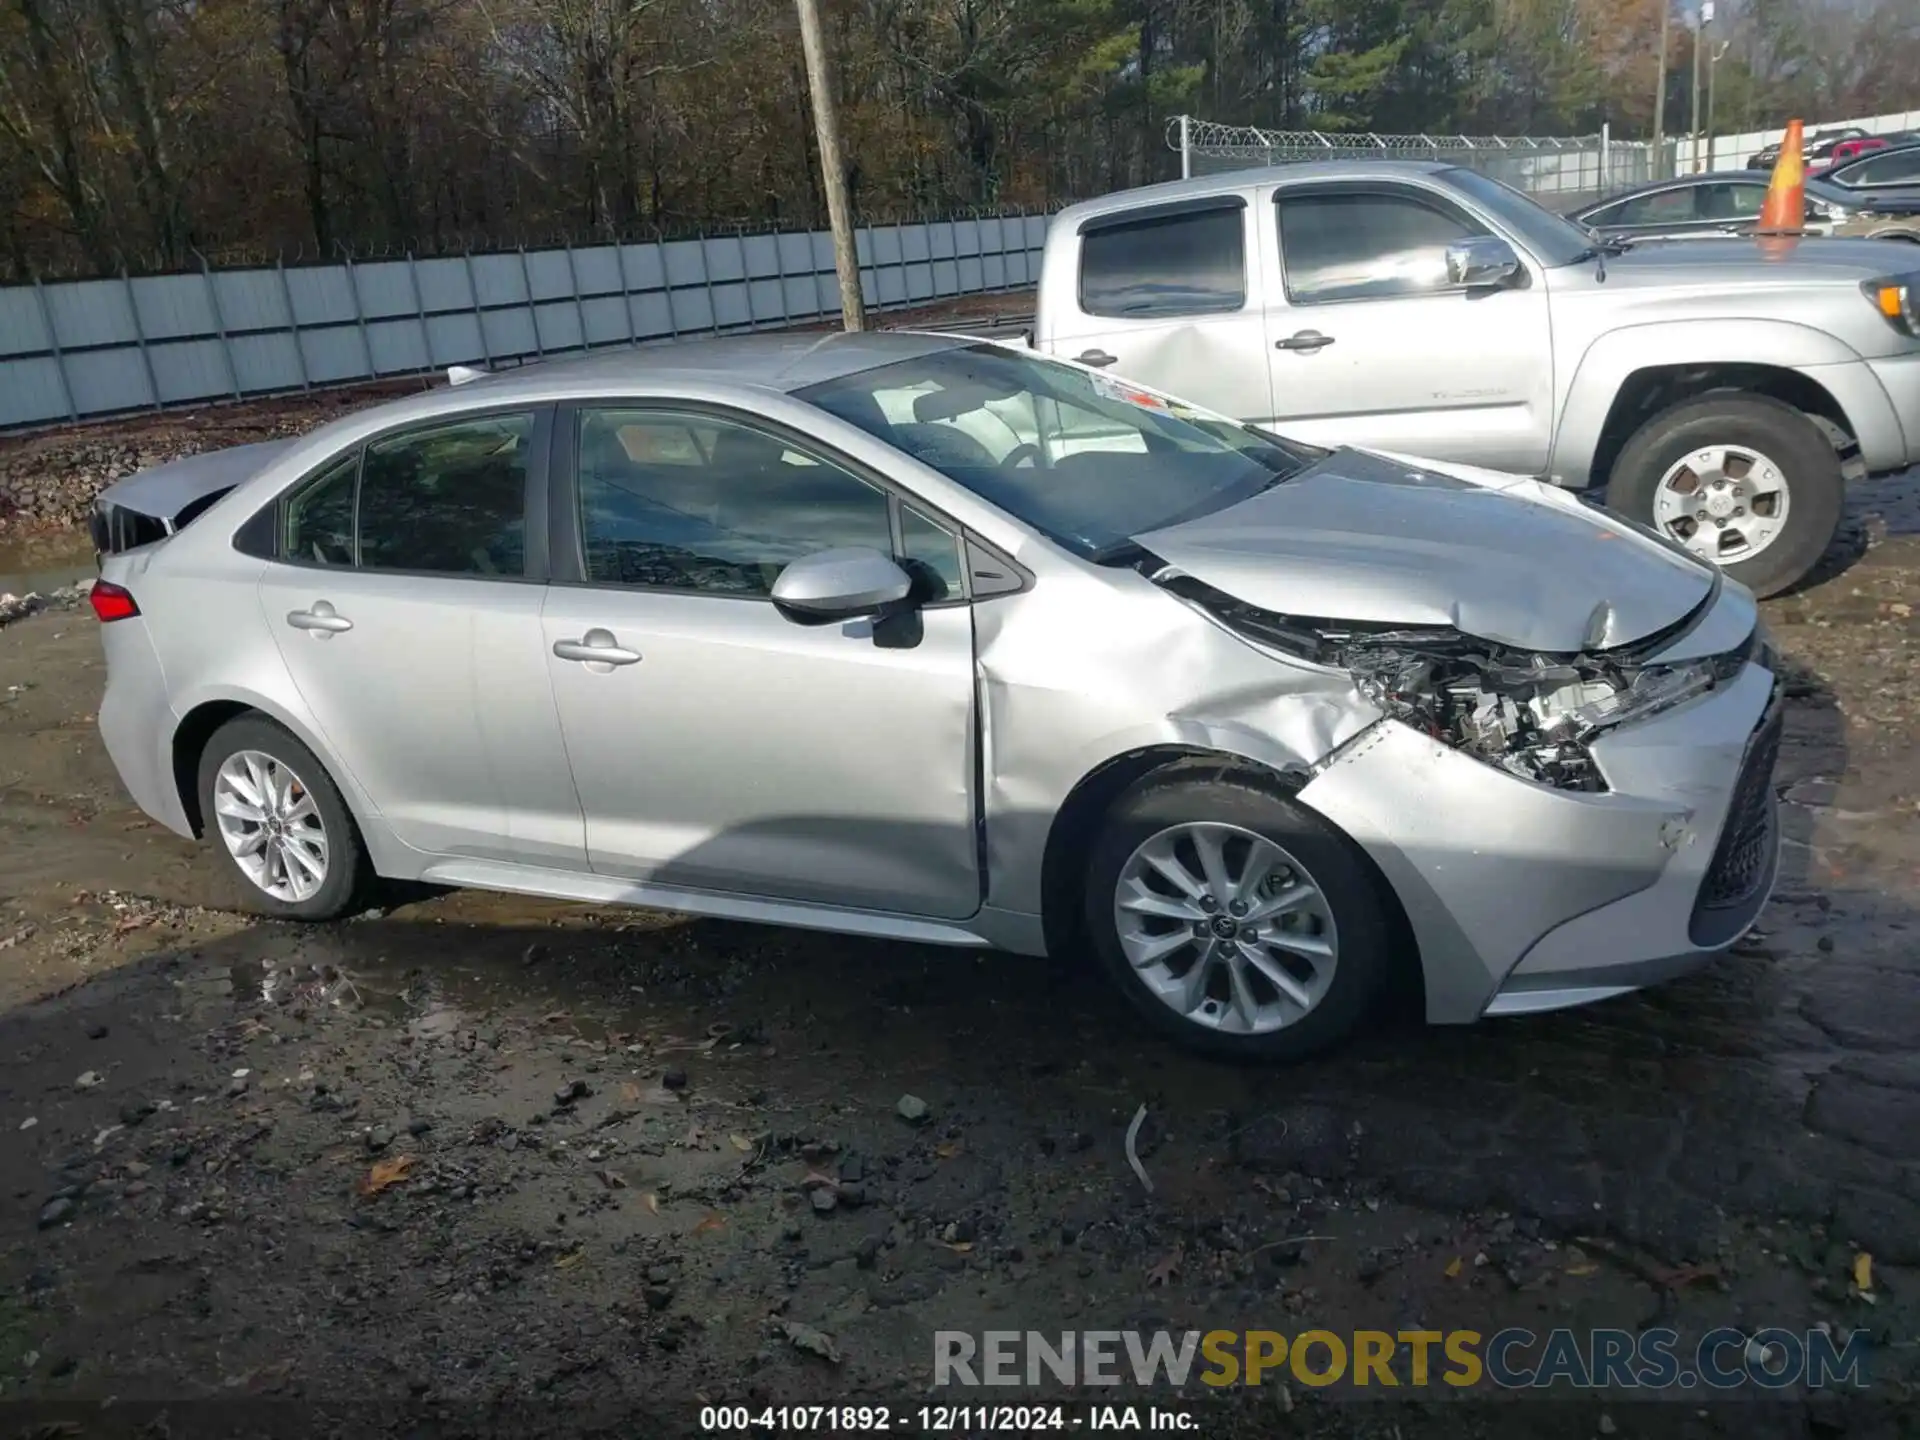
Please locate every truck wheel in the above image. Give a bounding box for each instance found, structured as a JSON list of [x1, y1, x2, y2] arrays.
[[1605, 394, 1842, 598]]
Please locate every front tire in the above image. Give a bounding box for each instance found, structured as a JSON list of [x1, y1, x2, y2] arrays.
[[196, 715, 368, 921], [1605, 394, 1842, 598], [1082, 770, 1395, 1062]]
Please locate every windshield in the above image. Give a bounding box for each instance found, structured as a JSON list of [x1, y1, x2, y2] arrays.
[[1442, 166, 1599, 266], [797, 344, 1322, 560]]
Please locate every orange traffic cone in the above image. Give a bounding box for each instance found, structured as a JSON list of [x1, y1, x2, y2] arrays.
[[1757, 119, 1806, 234]]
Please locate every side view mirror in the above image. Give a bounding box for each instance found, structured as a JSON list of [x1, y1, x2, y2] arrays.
[[771, 547, 913, 625], [1446, 236, 1524, 289]]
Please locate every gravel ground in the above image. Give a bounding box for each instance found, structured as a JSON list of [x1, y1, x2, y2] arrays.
[[0, 350, 1918, 1435]]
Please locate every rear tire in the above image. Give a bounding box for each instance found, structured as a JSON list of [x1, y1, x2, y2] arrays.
[[1082, 769, 1395, 1063], [196, 715, 368, 921], [1605, 394, 1842, 598]]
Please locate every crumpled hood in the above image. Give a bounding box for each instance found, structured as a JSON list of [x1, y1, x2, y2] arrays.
[[1133, 447, 1716, 653]]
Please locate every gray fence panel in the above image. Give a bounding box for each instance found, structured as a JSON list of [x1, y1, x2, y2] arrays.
[[66, 347, 153, 414], [149, 337, 231, 403], [129, 274, 211, 341], [2, 210, 1045, 427], [229, 331, 306, 393], [0, 358, 66, 426], [0, 287, 49, 358]]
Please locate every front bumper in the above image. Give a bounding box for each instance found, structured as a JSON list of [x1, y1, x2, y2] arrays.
[[1864, 352, 1920, 472], [1296, 659, 1780, 1024]]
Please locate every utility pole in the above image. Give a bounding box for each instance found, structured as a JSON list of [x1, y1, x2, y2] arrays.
[[1689, 2, 1711, 173], [1706, 40, 1730, 171], [794, 0, 865, 332], [1653, 0, 1670, 174]]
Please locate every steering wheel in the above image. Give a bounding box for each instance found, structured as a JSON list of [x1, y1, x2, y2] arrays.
[[1002, 442, 1043, 469]]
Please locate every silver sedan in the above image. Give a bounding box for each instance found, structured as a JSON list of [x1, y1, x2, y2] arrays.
[[88, 333, 1781, 1060]]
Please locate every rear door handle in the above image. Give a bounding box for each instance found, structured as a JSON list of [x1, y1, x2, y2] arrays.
[[287, 601, 352, 635], [1276, 330, 1335, 352], [1076, 349, 1118, 368], [553, 628, 642, 667]]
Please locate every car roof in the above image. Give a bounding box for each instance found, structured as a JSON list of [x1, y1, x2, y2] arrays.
[[1575, 170, 1849, 214], [444, 329, 976, 401], [1051, 159, 1454, 226]]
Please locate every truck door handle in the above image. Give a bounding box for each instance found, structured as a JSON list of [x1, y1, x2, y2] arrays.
[[1276, 331, 1335, 352], [553, 629, 642, 667], [1076, 349, 1118, 368], [286, 601, 352, 635]]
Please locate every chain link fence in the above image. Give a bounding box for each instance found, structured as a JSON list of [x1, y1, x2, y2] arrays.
[[1171, 118, 1674, 212]]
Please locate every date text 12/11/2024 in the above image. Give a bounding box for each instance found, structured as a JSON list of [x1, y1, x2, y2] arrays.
[[698, 1405, 1198, 1431]]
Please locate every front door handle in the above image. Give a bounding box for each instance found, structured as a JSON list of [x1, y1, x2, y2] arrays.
[[287, 601, 352, 635], [1076, 349, 1118, 368], [553, 628, 642, 668], [1276, 330, 1335, 352]]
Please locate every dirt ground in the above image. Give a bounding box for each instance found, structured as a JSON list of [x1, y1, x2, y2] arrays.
[[1, 469, 1919, 1436]]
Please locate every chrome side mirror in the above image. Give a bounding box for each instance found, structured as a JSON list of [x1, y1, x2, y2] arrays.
[[771, 547, 913, 625], [1446, 236, 1524, 289]]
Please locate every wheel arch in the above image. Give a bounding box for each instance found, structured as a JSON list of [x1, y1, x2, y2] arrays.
[[1546, 320, 1879, 489], [170, 693, 378, 848], [1037, 745, 1424, 1011], [1586, 363, 1854, 494]]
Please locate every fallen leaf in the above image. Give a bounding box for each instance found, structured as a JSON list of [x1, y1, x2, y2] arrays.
[[934, 1141, 962, 1160], [1853, 1252, 1873, 1292], [1565, 1263, 1599, 1277], [691, 1210, 726, 1236], [112, 914, 154, 936], [1444, 1257, 1463, 1279], [1146, 1244, 1183, 1287], [642, 1192, 660, 1215], [554, 1249, 585, 1269], [357, 1154, 415, 1197], [729, 1134, 754, 1153], [939, 1241, 974, 1254], [800, 1170, 838, 1190], [776, 1320, 842, 1365], [620, 1082, 643, 1104]]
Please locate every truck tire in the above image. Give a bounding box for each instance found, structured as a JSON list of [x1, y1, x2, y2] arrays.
[[1605, 394, 1842, 599]]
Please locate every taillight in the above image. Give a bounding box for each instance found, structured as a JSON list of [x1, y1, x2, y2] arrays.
[[89, 579, 140, 623]]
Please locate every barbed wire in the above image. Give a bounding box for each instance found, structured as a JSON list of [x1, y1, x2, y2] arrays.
[[1168, 116, 1657, 155]]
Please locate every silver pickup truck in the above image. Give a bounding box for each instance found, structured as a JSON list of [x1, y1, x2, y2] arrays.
[[1030, 161, 1920, 596]]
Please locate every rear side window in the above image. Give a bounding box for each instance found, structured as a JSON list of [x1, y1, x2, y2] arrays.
[[1278, 191, 1489, 304], [278, 412, 535, 575], [1078, 207, 1246, 318], [1843, 149, 1920, 185], [1611, 188, 1703, 226]]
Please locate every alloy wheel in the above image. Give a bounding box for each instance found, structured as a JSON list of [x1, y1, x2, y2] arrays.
[[1111, 821, 1338, 1036], [212, 749, 330, 902], [1651, 444, 1791, 563]]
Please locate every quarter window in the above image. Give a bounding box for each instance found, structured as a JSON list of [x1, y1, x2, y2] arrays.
[[1277, 192, 1490, 303], [575, 409, 896, 597], [1078, 206, 1246, 318]]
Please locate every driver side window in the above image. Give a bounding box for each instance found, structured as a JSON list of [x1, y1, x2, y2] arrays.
[[574, 409, 937, 599]]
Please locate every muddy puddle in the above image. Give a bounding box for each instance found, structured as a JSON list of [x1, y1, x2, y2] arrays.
[[0, 529, 95, 595]]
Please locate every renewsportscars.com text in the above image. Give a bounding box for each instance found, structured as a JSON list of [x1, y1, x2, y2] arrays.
[[933, 1327, 1869, 1391]]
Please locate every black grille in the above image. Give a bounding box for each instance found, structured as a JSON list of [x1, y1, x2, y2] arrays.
[[1691, 687, 1783, 936]]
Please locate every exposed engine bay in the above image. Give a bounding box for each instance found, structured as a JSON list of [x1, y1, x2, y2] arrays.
[[1149, 567, 1755, 793]]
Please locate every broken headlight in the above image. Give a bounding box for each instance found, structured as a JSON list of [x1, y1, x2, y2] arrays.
[[1345, 642, 1741, 792], [1154, 570, 1752, 794]]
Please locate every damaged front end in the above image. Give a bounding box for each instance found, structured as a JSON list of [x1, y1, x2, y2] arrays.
[[1150, 566, 1754, 793]]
